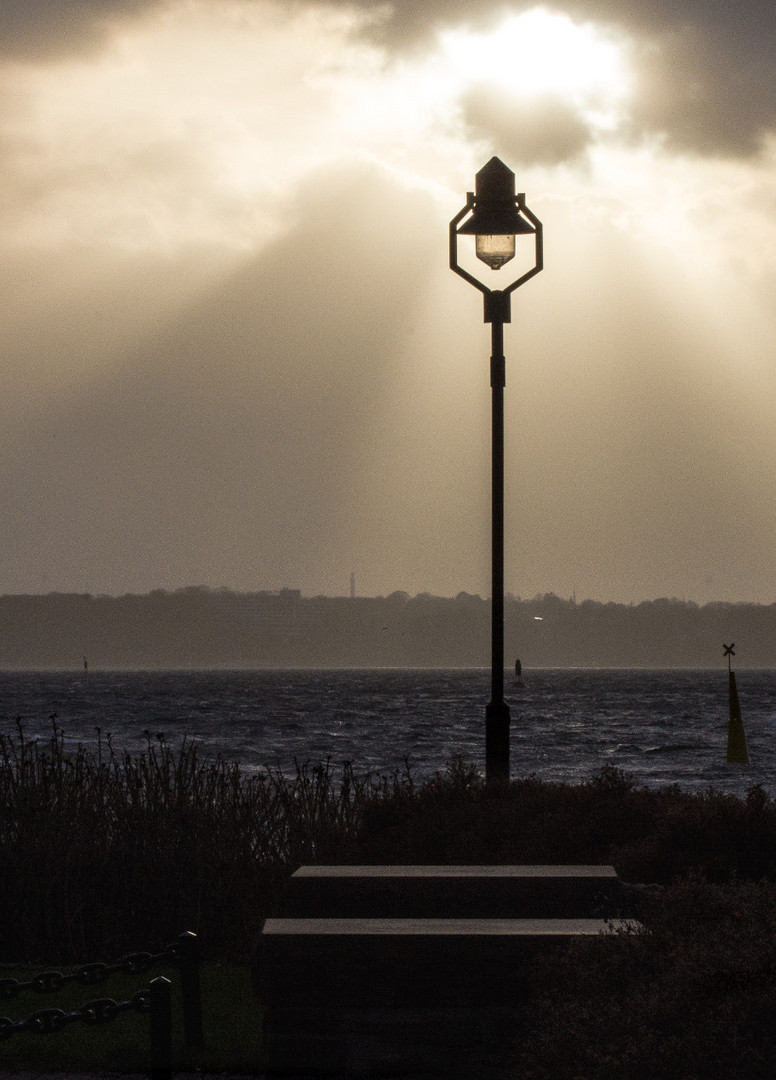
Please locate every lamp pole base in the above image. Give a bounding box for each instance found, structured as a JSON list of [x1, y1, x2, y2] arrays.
[[485, 698, 510, 783]]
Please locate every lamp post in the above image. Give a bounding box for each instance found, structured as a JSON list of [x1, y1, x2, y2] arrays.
[[450, 157, 543, 783]]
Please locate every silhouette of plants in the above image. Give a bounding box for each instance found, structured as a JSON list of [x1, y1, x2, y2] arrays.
[[4, 724, 776, 971]]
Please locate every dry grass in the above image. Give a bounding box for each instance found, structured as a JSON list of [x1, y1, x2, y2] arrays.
[[0, 720, 401, 962]]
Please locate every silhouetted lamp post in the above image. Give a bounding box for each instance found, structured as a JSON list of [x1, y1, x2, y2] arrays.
[[450, 157, 543, 783]]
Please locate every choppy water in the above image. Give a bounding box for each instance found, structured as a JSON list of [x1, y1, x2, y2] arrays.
[[1, 668, 775, 797]]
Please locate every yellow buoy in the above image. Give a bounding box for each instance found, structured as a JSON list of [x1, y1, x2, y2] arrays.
[[727, 668, 749, 764]]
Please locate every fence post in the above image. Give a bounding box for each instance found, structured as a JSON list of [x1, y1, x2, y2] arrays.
[[149, 976, 172, 1080], [176, 930, 204, 1049]]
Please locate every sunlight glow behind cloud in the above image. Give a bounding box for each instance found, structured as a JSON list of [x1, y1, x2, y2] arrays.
[[440, 9, 632, 131]]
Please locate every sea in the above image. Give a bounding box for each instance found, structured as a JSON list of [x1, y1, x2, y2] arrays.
[[1, 668, 775, 798]]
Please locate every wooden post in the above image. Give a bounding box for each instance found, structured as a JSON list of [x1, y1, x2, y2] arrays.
[[177, 930, 205, 1048], [149, 976, 172, 1080]]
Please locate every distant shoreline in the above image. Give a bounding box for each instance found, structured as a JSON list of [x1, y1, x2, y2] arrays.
[[1, 590, 774, 667]]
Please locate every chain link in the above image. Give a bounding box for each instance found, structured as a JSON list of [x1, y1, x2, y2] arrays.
[[131, 988, 152, 1013], [32, 972, 66, 994], [79, 997, 120, 1025], [26, 1008, 71, 1035], [163, 941, 181, 962], [119, 952, 154, 975], [77, 962, 110, 986]]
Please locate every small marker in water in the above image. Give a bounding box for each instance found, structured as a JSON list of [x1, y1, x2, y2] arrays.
[[724, 643, 749, 765]]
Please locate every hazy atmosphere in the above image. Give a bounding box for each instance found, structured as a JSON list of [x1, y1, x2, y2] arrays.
[[3, 0, 776, 604]]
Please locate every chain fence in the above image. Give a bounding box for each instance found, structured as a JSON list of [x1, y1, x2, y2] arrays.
[[0, 932, 204, 1080]]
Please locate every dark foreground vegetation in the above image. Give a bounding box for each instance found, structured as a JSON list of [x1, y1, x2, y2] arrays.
[[3, 724, 776, 1076]]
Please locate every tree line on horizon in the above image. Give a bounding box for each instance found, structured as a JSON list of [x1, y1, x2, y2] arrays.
[[0, 587, 773, 669]]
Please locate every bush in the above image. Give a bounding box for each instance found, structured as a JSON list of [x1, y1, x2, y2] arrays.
[[518, 875, 776, 1079], [352, 762, 776, 884]]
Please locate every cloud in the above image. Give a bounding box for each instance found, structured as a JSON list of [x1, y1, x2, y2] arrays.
[[0, 0, 161, 59], [590, 3, 774, 158], [460, 85, 592, 166], [314, 0, 776, 159], [5, 1, 774, 157], [3, 0, 776, 603], [0, 1, 392, 254]]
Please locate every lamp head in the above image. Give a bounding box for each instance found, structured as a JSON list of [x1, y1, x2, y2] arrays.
[[457, 157, 534, 269]]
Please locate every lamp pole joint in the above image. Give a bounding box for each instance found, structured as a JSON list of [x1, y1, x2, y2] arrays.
[[484, 289, 511, 325]]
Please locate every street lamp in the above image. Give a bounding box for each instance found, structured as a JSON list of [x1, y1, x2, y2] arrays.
[[450, 157, 543, 783]]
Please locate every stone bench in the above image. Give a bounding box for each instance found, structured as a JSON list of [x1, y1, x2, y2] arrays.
[[256, 866, 633, 1077]]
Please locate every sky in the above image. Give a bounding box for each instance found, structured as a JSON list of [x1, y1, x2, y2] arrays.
[[2, 0, 776, 605]]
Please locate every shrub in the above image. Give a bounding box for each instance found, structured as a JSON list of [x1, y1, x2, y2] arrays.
[[518, 875, 776, 1079]]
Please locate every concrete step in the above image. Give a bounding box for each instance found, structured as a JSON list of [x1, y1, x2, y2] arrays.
[[283, 863, 621, 918], [256, 915, 633, 1009]]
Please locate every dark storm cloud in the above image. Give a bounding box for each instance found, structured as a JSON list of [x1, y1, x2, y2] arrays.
[[0, 0, 158, 59], [622, 11, 776, 157], [461, 86, 591, 166]]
